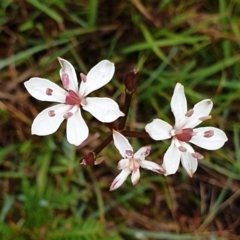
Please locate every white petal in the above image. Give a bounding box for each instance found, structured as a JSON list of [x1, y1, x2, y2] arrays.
[[58, 58, 78, 92], [140, 160, 165, 174], [66, 109, 89, 146], [145, 119, 172, 140], [180, 141, 195, 153], [162, 140, 181, 176], [131, 169, 140, 185], [82, 97, 124, 122], [79, 60, 115, 97], [24, 78, 66, 102], [134, 146, 151, 160], [117, 159, 130, 170], [184, 99, 213, 128], [31, 104, 68, 136], [181, 151, 198, 177], [109, 168, 131, 191], [190, 127, 228, 150], [113, 130, 133, 158], [171, 83, 187, 126]]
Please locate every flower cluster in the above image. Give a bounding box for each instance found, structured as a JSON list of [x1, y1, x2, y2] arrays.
[[25, 58, 228, 191]]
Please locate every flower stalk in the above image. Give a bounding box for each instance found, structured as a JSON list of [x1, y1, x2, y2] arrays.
[[80, 69, 141, 164]]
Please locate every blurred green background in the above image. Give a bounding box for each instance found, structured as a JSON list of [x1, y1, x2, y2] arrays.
[[1, 0, 240, 239]]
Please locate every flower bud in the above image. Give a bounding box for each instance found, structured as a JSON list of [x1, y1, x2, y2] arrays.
[[80, 152, 96, 166], [123, 69, 139, 92]]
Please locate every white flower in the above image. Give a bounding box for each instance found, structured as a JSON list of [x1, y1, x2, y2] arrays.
[[110, 130, 165, 191], [145, 83, 228, 177], [24, 58, 124, 146]]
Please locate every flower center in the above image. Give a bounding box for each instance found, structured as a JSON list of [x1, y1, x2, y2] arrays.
[[175, 128, 194, 142], [65, 90, 81, 105], [125, 150, 140, 172], [129, 158, 140, 172]]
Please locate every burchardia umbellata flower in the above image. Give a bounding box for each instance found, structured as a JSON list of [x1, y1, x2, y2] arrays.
[[24, 58, 124, 146], [145, 83, 228, 177], [110, 130, 165, 191]]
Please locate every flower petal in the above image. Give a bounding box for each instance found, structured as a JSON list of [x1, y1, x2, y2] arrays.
[[117, 159, 130, 170], [184, 99, 213, 128], [79, 60, 115, 97], [190, 127, 228, 150], [131, 169, 140, 185], [82, 97, 124, 122], [109, 168, 131, 191], [134, 146, 151, 160], [181, 148, 198, 177], [145, 119, 172, 140], [171, 83, 187, 126], [58, 58, 78, 92], [24, 78, 66, 103], [31, 104, 69, 136], [162, 140, 181, 176], [113, 130, 133, 158], [66, 109, 89, 146], [181, 141, 195, 153], [140, 160, 165, 174]]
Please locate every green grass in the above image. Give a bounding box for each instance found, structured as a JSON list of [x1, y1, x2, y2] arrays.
[[1, 0, 240, 239]]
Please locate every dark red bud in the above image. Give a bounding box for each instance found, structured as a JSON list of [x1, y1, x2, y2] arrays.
[[80, 152, 96, 166], [123, 69, 139, 92]]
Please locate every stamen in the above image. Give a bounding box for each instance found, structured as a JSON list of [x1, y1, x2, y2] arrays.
[[63, 112, 73, 119], [192, 152, 204, 159], [46, 88, 53, 96], [144, 146, 151, 156], [185, 109, 194, 117], [199, 115, 212, 121], [126, 150, 133, 157], [61, 73, 70, 89], [178, 146, 187, 152], [48, 110, 55, 117], [80, 73, 87, 83], [204, 130, 214, 138]]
